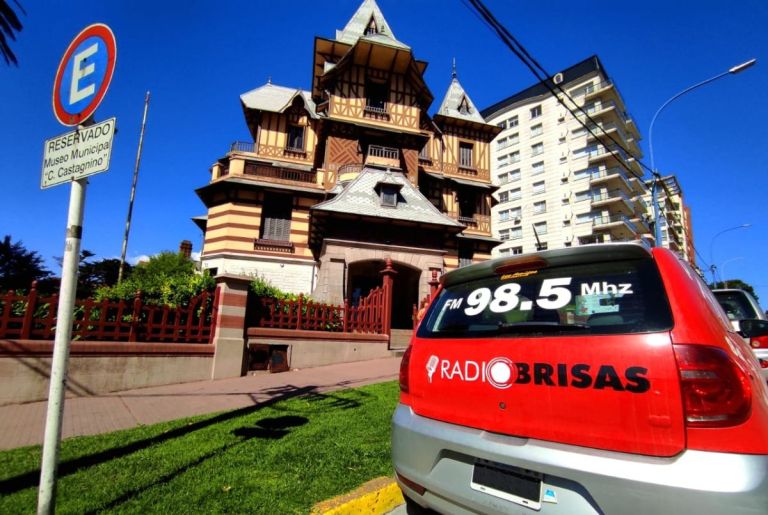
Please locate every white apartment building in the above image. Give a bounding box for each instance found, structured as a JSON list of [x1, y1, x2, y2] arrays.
[[482, 56, 652, 256]]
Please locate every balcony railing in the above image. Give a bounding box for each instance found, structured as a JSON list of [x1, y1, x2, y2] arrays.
[[593, 214, 638, 233], [368, 145, 399, 160], [243, 162, 317, 185], [230, 141, 257, 153], [584, 79, 613, 96], [588, 166, 633, 192], [591, 189, 632, 206]]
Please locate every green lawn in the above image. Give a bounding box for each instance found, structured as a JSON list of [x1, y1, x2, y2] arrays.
[[0, 381, 400, 514]]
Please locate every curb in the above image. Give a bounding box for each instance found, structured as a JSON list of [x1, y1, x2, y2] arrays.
[[311, 476, 404, 514]]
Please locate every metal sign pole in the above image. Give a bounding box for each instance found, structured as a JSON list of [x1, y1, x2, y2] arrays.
[[118, 91, 150, 283], [37, 177, 87, 515]]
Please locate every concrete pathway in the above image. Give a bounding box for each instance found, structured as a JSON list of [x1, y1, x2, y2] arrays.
[[0, 357, 401, 450]]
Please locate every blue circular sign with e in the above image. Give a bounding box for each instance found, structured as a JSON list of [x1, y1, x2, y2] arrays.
[[53, 24, 117, 126]]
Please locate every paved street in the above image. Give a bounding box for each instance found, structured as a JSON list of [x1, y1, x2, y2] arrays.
[[0, 357, 401, 450]]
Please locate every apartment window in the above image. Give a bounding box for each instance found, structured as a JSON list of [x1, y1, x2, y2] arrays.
[[498, 248, 510, 256], [509, 169, 521, 182], [497, 137, 508, 149], [576, 212, 596, 224], [499, 209, 510, 221], [510, 187, 522, 201], [538, 242, 548, 251], [531, 124, 543, 137], [508, 115, 519, 127], [575, 190, 592, 202], [533, 200, 546, 215], [531, 143, 544, 157], [260, 194, 293, 241], [509, 151, 521, 164], [509, 133, 519, 145], [499, 229, 510, 241], [365, 79, 388, 113], [511, 227, 523, 240], [572, 126, 587, 137], [497, 154, 509, 168], [532, 180, 545, 195], [498, 172, 509, 184], [531, 161, 545, 175], [574, 167, 596, 180], [530, 105, 542, 119], [509, 207, 522, 219], [510, 246, 523, 255], [497, 120, 507, 130], [563, 219, 571, 227], [286, 125, 305, 151], [533, 221, 548, 235], [498, 191, 509, 203], [459, 142, 474, 168]]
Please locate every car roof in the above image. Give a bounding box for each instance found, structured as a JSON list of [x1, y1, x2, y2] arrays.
[[442, 242, 653, 288]]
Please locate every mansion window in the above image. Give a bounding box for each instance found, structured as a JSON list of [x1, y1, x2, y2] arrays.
[[286, 125, 305, 152], [260, 194, 293, 242], [380, 185, 399, 207], [365, 79, 388, 113], [459, 142, 474, 168]]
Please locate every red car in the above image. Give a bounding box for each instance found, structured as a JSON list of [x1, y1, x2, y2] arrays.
[[393, 243, 768, 514]]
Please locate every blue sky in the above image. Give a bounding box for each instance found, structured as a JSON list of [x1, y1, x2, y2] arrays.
[[2, 0, 767, 305]]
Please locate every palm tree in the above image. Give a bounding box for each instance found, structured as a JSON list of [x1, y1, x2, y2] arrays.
[[0, 1, 24, 66]]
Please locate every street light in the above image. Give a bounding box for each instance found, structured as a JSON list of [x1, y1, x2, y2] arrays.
[[647, 58, 757, 246], [709, 224, 751, 284], [718, 256, 745, 288]]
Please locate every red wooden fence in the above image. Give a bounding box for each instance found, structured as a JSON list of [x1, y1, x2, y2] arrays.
[[259, 287, 387, 334], [259, 259, 397, 335], [0, 282, 218, 343]]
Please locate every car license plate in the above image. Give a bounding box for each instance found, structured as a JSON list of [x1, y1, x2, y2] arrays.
[[471, 459, 543, 510]]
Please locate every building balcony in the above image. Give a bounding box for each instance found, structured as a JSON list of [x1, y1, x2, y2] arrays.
[[588, 166, 633, 194], [457, 213, 491, 234], [213, 148, 319, 188], [592, 215, 641, 241], [591, 189, 634, 212], [365, 144, 400, 169]]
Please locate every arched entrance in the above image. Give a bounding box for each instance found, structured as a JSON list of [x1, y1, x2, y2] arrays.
[[347, 260, 421, 329]]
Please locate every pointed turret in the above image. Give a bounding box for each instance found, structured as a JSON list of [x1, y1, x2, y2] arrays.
[[436, 62, 485, 124], [335, 0, 409, 49]]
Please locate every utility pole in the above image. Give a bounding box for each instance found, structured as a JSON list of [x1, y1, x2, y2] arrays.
[[119, 91, 150, 283]]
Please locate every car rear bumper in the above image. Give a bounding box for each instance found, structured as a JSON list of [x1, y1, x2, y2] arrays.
[[392, 403, 768, 515]]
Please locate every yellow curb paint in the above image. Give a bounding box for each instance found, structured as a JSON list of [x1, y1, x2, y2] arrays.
[[311, 476, 404, 514]]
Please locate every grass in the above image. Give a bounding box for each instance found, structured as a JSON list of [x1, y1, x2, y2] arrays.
[[0, 381, 400, 514]]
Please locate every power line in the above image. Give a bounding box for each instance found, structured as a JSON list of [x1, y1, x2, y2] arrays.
[[463, 0, 656, 184]]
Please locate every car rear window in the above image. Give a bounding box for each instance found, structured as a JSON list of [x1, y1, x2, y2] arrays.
[[417, 258, 673, 338], [713, 291, 759, 320]]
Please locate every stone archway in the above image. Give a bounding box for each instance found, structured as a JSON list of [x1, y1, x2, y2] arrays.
[[347, 259, 421, 329]]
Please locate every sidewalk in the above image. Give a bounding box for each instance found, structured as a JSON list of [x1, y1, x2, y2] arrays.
[[0, 357, 402, 450]]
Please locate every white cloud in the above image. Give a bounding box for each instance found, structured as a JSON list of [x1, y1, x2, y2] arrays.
[[127, 255, 150, 265]]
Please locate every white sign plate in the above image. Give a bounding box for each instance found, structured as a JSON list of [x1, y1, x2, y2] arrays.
[[41, 117, 116, 189]]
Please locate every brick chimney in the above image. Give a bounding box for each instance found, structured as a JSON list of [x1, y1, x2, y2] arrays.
[[179, 240, 193, 259]]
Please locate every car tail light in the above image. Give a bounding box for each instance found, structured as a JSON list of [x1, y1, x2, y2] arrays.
[[759, 358, 768, 370], [399, 346, 412, 394], [673, 344, 751, 428], [396, 471, 426, 496]]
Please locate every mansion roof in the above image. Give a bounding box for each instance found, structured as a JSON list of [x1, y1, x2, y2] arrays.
[[240, 83, 317, 118], [335, 0, 409, 50], [312, 168, 463, 229]]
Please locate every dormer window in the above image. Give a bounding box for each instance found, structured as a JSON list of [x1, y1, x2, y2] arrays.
[[458, 96, 472, 115], [364, 16, 378, 35], [380, 185, 398, 207], [375, 177, 403, 207]]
